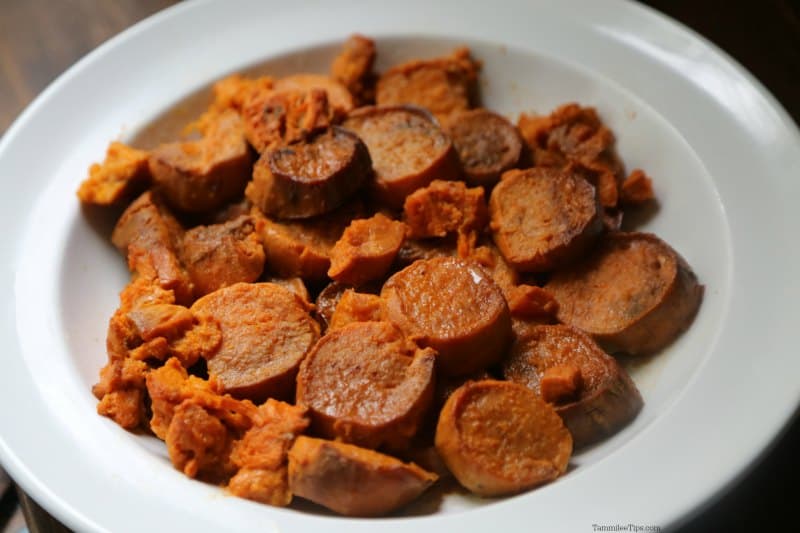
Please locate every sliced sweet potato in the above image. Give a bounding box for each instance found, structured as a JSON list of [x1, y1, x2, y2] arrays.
[[381, 256, 511, 376], [503, 324, 643, 447], [246, 126, 371, 219], [149, 109, 253, 213], [489, 167, 602, 272], [435, 380, 572, 496], [545, 232, 703, 355], [343, 105, 460, 208], [296, 321, 435, 450], [288, 436, 437, 516], [191, 283, 320, 401]]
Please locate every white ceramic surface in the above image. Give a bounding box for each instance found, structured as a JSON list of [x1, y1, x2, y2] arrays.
[[1, 1, 798, 532]]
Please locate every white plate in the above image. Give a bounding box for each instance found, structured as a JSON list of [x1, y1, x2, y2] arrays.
[[1, 0, 798, 531]]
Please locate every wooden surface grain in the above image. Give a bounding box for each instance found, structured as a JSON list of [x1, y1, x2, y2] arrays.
[[0, 1, 798, 532], [0, 0, 177, 133]]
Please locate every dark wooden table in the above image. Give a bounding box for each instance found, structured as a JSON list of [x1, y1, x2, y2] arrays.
[[1, 1, 798, 532]]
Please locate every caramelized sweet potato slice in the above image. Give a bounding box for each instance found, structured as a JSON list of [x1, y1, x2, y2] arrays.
[[191, 283, 320, 401], [381, 257, 511, 376], [435, 380, 572, 496], [296, 321, 435, 450], [503, 324, 643, 447], [343, 105, 460, 207], [149, 109, 253, 213], [179, 215, 265, 297], [288, 436, 437, 516], [446, 109, 523, 186], [246, 127, 371, 219], [489, 167, 602, 272], [545, 232, 703, 355]]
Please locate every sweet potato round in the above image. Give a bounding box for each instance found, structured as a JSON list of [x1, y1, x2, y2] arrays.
[[343, 105, 460, 207], [191, 283, 319, 401], [490, 167, 602, 273], [381, 256, 511, 376], [296, 321, 435, 450], [545, 232, 703, 355], [503, 324, 643, 447], [435, 379, 572, 496]]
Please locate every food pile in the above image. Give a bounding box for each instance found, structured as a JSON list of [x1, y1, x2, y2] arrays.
[[78, 34, 703, 516]]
